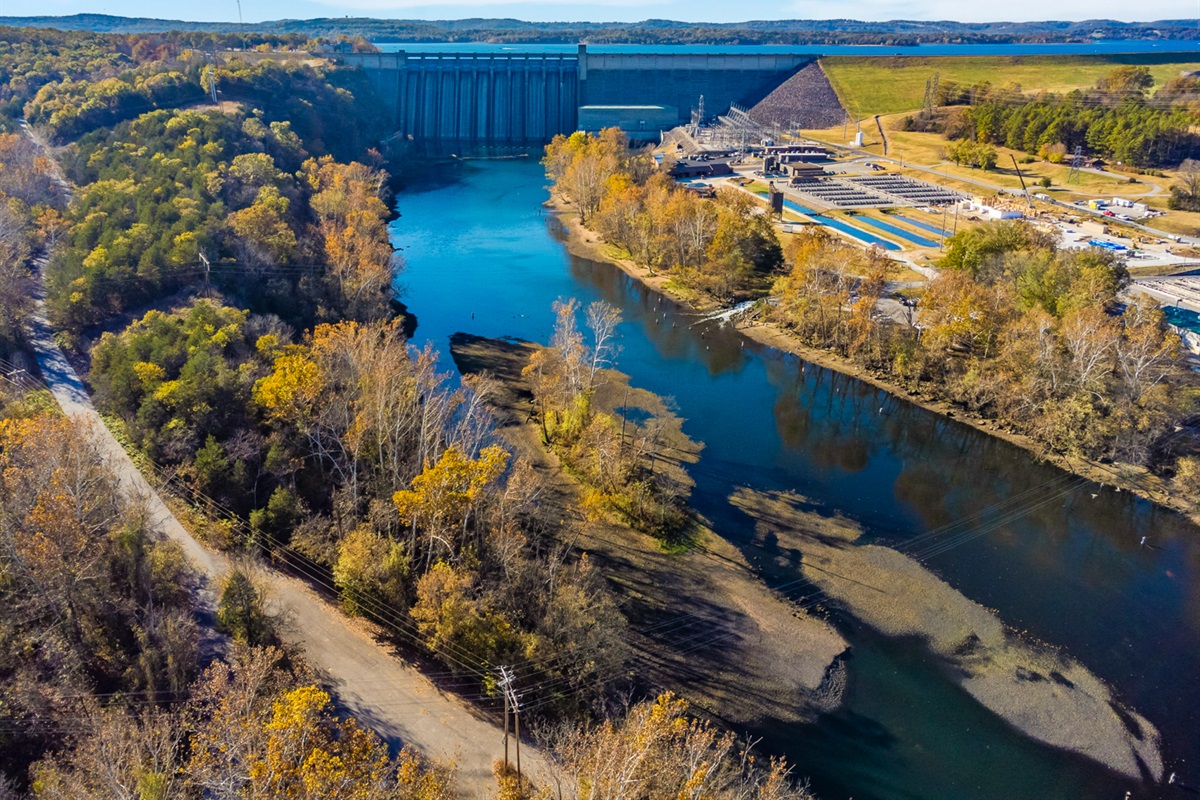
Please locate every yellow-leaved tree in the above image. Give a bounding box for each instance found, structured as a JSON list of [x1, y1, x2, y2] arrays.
[[393, 444, 508, 570]]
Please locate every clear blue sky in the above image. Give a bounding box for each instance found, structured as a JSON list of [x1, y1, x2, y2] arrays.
[[0, 0, 1194, 26]]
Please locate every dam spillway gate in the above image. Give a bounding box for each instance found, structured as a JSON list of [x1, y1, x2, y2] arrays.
[[336, 46, 814, 144]]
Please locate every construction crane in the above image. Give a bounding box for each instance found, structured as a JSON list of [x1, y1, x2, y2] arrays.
[[1009, 154, 1035, 211]]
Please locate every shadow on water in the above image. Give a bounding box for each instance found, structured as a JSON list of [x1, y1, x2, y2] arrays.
[[391, 157, 1200, 800]]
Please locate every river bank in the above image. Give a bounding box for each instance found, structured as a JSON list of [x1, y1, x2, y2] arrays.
[[544, 192, 1199, 527], [449, 333, 851, 729]]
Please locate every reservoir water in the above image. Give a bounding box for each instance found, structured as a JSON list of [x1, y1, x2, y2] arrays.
[[378, 40, 1200, 56], [390, 157, 1200, 800]]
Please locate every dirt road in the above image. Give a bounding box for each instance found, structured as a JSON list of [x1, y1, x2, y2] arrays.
[[23, 279, 537, 800]]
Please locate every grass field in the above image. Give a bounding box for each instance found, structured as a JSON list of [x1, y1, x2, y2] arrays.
[[820, 54, 1200, 116]]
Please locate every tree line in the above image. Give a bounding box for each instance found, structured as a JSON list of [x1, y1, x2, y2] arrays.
[[901, 66, 1200, 168], [544, 129, 783, 301], [772, 221, 1200, 492], [0, 133, 67, 359], [0, 27, 340, 129]]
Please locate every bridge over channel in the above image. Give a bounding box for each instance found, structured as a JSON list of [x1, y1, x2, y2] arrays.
[[334, 45, 812, 144]]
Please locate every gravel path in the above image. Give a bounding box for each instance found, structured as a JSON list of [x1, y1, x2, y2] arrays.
[[23, 292, 539, 796], [18, 123, 539, 799]]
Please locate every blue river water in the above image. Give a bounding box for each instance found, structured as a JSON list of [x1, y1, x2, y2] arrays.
[[390, 157, 1200, 800], [378, 40, 1200, 56]]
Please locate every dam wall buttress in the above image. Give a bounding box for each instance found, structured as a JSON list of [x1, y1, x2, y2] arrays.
[[336, 47, 812, 143]]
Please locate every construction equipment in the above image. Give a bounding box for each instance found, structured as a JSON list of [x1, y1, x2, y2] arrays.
[[1010, 154, 1035, 211]]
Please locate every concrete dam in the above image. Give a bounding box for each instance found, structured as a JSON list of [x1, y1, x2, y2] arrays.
[[336, 46, 813, 144]]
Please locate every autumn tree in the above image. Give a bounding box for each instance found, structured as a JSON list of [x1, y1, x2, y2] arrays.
[[1096, 65, 1154, 100], [546, 693, 813, 800], [333, 524, 411, 617], [393, 445, 509, 570], [0, 413, 199, 788], [230, 185, 298, 266], [409, 562, 523, 671], [304, 156, 398, 320], [35, 645, 459, 800]]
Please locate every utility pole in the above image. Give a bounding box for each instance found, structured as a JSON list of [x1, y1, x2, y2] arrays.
[[501, 670, 510, 770], [1009, 154, 1034, 211], [498, 666, 522, 796], [619, 384, 630, 455]]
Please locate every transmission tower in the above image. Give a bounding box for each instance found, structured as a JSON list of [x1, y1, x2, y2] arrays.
[[1067, 145, 1083, 184], [205, 65, 218, 104]]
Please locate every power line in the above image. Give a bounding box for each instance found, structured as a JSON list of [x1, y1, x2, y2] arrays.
[[7, 308, 1196, 726]]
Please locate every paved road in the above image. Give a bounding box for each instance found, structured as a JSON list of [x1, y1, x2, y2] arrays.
[[19, 126, 539, 799]]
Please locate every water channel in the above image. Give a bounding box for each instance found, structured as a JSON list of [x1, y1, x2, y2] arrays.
[[390, 157, 1200, 800]]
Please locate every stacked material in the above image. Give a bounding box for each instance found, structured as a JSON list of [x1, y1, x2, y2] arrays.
[[747, 62, 846, 130]]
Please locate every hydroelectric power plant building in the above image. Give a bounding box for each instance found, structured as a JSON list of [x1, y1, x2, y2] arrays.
[[334, 45, 814, 144]]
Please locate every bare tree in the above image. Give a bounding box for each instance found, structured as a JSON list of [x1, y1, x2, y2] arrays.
[[552, 298, 588, 397], [1115, 299, 1180, 401], [585, 300, 622, 390], [1175, 158, 1200, 199], [1060, 306, 1120, 396]]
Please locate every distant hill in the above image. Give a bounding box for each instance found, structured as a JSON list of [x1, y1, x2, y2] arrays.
[[0, 14, 1197, 44]]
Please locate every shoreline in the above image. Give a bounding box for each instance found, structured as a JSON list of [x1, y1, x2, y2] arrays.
[[544, 191, 1200, 527], [448, 333, 851, 729], [730, 487, 1163, 781]]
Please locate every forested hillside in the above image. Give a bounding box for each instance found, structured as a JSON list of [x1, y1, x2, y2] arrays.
[[3, 14, 1199, 44], [768, 221, 1200, 495]]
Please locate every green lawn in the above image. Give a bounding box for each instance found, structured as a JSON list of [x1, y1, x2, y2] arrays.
[[821, 54, 1200, 116]]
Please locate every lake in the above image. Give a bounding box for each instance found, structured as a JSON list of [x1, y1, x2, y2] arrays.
[[376, 40, 1200, 56], [390, 156, 1200, 800]]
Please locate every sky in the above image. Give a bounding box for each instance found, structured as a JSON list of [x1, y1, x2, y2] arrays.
[[0, 0, 1196, 25]]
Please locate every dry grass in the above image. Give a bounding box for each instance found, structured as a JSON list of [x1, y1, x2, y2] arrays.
[[799, 103, 1200, 239], [821, 54, 1200, 116], [1150, 211, 1200, 237]]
